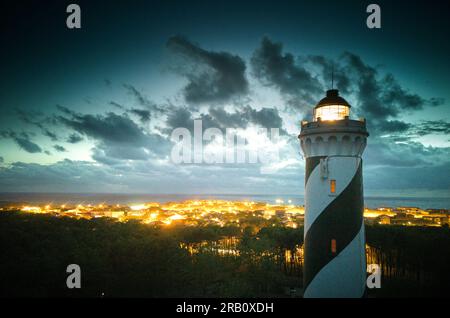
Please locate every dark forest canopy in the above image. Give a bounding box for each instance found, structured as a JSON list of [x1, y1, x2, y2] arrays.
[[1, 212, 449, 297]]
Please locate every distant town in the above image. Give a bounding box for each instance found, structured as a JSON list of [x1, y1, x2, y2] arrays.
[[1, 200, 449, 228]]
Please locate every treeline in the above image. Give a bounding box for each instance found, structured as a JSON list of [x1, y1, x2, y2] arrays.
[[366, 225, 450, 297], [1, 212, 450, 297], [0, 212, 300, 297]]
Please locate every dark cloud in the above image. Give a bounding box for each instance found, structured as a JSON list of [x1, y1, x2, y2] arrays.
[[0, 160, 122, 192], [379, 120, 450, 141], [207, 106, 284, 130], [365, 141, 426, 167], [15, 108, 59, 141], [164, 105, 284, 134], [342, 53, 397, 120], [250, 40, 444, 134], [429, 97, 445, 107], [0, 130, 42, 153], [365, 139, 450, 168], [243, 106, 283, 129], [165, 107, 194, 131], [57, 110, 171, 161], [116, 85, 165, 123], [67, 133, 83, 144], [307, 55, 351, 94], [53, 145, 67, 152], [167, 35, 249, 104], [375, 120, 411, 133], [130, 108, 151, 123], [250, 38, 444, 126], [365, 162, 450, 191], [380, 73, 428, 111], [91, 148, 127, 166], [58, 112, 149, 145], [110, 101, 125, 110], [0, 156, 4, 163], [203, 108, 245, 128], [0, 157, 300, 194], [123, 84, 154, 108], [414, 120, 450, 136], [42, 130, 58, 141], [340, 52, 444, 136], [251, 37, 322, 111], [56, 104, 76, 116], [15, 137, 42, 153], [112, 101, 153, 123]]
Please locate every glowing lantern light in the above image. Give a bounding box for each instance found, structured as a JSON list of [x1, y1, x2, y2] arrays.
[[313, 89, 350, 122]]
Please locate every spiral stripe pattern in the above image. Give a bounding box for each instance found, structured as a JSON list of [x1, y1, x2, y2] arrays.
[[303, 156, 366, 298]]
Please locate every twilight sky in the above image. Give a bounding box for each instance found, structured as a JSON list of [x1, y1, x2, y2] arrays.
[[0, 0, 449, 196]]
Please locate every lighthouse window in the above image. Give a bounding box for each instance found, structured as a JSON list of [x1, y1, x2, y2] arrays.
[[330, 179, 336, 193], [314, 105, 349, 121], [331, 239, 337, 254]]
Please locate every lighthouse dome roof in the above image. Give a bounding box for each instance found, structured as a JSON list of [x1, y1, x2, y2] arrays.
[[315, 89, 351, 109]]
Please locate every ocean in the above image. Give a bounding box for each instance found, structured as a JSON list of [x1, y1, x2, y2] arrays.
[[0, 193, 449, 209]]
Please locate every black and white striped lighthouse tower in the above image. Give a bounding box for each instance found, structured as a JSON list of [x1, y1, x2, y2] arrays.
[[299, 89, 369, 298]]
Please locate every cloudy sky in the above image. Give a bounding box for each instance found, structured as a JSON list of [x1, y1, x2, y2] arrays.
[[0, 0, 449, 196]]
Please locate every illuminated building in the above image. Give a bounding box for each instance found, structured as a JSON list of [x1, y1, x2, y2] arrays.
[[10, 200, 446, 229], [299, 89, 369, 297]]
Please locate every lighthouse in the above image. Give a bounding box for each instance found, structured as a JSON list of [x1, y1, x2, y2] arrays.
[[299, 89, 369, 298]]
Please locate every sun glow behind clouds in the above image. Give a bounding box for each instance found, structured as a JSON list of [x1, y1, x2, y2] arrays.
[[414, 135, 450, 148], [199, 125, 286, 164]]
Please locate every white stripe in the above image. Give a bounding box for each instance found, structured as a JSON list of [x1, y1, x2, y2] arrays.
[[304, 157, 360, 235], [304, 224, 366, 298]]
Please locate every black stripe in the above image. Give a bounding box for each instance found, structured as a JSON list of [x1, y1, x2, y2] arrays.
[[305, 156, 325, 186], [303, 161, 364, 291]]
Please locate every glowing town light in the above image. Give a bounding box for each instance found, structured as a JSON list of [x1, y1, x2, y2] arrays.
[[21, 206, 41, 213], [363, 211, 379, 218], [130, 204, 146, 211], [150, 212, 158, 219], [144, 212, 159, 224], [169, 214, 185, 220]]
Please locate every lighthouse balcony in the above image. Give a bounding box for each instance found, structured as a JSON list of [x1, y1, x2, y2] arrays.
[[299, 119, 368, 158], [299, 117, 368, 138]]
